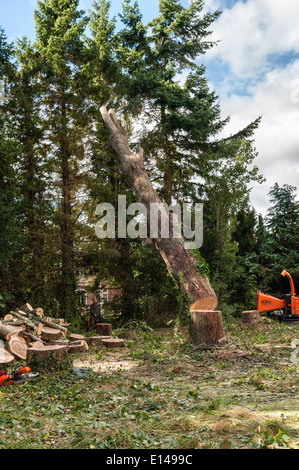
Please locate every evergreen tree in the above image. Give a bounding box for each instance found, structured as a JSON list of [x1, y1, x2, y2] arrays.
[[0, 28, 23, 310], [5, 39, 49, 306], [34, 0, 89, 318], [117, 0, 261, 205], [260, 184, 299, 295]]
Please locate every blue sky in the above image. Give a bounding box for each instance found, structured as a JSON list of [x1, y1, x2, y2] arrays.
[[1, 0, 298, 215]]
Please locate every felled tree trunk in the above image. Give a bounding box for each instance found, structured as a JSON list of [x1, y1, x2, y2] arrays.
[[100, 106, 218, 312]]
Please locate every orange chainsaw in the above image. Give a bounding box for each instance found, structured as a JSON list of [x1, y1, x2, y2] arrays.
[[257, 270, 299, 322], [0, 365, 39, 387]]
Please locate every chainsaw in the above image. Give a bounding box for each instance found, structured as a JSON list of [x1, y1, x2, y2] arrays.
[[0, 365, 39, 387]]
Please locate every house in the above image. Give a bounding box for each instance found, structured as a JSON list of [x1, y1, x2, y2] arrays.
[[77, 276, 121, 312]]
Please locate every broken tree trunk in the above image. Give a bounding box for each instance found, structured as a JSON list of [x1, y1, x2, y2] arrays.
[[100, 106, 218, 312]]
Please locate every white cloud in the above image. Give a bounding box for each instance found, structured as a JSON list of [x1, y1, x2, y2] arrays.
[[215, 60, 299, 215], [205, 0, 299, 78], [202, 0, 299, 214]]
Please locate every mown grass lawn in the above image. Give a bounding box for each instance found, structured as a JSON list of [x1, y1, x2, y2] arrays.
[[1, 317, 299, 449]]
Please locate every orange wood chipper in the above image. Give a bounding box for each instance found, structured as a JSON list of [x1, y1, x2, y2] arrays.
[[257, 270, 299, 322]]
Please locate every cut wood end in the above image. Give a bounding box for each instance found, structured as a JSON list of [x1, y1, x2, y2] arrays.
[[0, 348, 15, 364], [189, 296, 218, 312]]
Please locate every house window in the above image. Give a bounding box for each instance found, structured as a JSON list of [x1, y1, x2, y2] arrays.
[[98, 288, 109, 308], [77, 289, 87, 307]]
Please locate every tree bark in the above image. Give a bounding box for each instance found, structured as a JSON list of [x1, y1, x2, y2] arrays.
[[102, 338, 126, 348], [242, 310, 260, 324], [68, 340, 89, 354], [0, 322, 24, 341], [96, 323, 112, 336], [41, 327, 63, 342], [100, 106, 218, 311], [190, 310, 225, 348], [27, 344, 68, 364]]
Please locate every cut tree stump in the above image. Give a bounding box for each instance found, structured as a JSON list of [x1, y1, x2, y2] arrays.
[[6, 334, 28, 360], [242, 310, 260, 324], [41, 327, 63, 342], [118, 331, 137, 340], [68, 340, 89, 354], [85, 336, 111, 347], [102, 338, 125, 349], [96, 323, 112, 336], [190, 311, 225, 348], [27, 344, 68, 365]]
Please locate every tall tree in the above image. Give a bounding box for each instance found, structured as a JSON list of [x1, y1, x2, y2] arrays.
[[260, 184, 299, 295], [5, 39, 48, 306], [117, 0, 261, 205], [34, 0, 89, 317]]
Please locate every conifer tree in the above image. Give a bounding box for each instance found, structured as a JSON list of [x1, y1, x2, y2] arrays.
[[34, 0, 89, 317], [117, 0, 261, 204]]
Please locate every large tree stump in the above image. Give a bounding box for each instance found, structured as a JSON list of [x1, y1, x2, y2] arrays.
[[27, 344, 68, 365], [190, 311, 225, 348], [96, 323, 112, 336], [102, 338, 125, 349], [242, 310, 260, 324]]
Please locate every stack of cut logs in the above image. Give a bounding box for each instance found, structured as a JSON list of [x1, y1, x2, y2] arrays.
[[0, 304, 133, 366], [0, 303, 72, 365]]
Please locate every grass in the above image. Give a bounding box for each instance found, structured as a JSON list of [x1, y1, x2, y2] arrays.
[[1, 317, 299, 449]]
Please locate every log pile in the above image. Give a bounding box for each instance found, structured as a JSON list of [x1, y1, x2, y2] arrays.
[[0, 303, 70, 365]]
